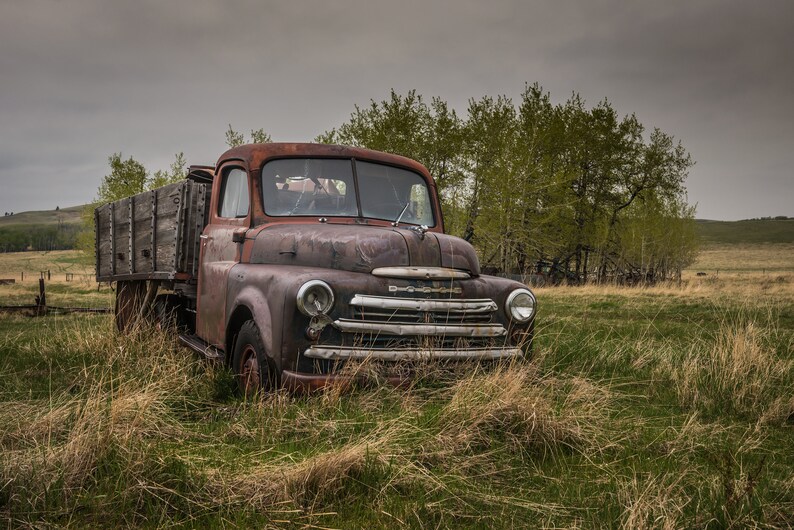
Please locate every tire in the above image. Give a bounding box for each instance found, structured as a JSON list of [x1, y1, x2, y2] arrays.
[[115, 280, 147, 332], [231, 321, 276, 397]]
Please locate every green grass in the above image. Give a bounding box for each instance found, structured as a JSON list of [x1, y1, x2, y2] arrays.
[[696, 218, 794, 245], [1, 278, 793, 528]]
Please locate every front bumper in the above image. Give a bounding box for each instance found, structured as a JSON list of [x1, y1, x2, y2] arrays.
[[303, 345, 523, 361]]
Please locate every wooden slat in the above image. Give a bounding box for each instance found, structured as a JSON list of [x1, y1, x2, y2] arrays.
[[129, 195, 135, 273], [112, 198, 131, 275], [94, 208, 100, 279], [151, 190, 157, 271], [109, 202, 115, 276], [173, 182, 186, 272]]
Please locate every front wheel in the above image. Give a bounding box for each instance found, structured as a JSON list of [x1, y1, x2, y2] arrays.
[[232, 321, 276, 397]]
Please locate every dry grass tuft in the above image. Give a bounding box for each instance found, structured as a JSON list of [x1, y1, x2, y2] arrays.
[[663, 319, 793, 419], [0, 319, 203, 512], [208, 422, 408, 512], [619, 473, 687, 530], [429, 364, 612, 463]]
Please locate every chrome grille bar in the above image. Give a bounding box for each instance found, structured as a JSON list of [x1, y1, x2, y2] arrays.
[[333, 319, 506, 337], [349, 294, 497, 313]]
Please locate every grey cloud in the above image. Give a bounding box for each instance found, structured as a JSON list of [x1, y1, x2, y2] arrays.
[[0, 0, 792, 219]]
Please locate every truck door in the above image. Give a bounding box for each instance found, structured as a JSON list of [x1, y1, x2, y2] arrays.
[[196, 164, 250, 349]]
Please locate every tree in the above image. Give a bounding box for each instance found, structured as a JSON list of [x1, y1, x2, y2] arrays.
[[316, 89, 466, 226], [226, 125, 272, 147], [320, 86, 696, 284], [250, 128, 272, 144], [149, 152, 187, 189], [97, 153, 148, 204], [225, 124, 245, 148]]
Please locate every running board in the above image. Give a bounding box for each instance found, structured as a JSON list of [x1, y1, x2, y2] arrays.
[[179, 334, 225, 361]]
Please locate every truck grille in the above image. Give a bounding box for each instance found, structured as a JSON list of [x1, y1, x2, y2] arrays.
[[330, 294, 507, 348], [304, 294, 521, 365], [348, 294, 498, 325]]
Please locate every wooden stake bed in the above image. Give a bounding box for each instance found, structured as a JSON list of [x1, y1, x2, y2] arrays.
[[95, 180, 210, 282]]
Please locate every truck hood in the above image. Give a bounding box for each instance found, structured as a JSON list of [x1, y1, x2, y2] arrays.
[[248, 223, 480, 275]]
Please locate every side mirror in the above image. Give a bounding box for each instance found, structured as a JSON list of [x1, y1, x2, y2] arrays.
[[232, 229, 247, 243]]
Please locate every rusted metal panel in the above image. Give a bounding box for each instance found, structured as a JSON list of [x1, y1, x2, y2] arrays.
[[247, 223, 478, 275], [434, 232, 481, 275], [195, 161, 251, 349]]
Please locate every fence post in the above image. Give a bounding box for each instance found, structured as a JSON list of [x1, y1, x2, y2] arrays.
[[36, 279, 46, 315]]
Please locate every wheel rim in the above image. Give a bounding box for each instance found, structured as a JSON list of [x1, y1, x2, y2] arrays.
[[239, 345, 260, 396]]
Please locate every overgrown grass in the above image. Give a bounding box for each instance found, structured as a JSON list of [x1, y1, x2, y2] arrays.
[[1, 273, 793, 527]]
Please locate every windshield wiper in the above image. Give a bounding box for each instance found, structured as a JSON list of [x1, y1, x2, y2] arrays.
[[391, 201, 410, 227]]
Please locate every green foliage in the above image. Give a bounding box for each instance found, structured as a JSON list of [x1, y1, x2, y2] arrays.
[[249, 128, 272, 144], [225, 124, 245, 148], [226, 125, 272, 147], [315, 89, 466, 222], [149, 152, 187, 189], [0, 223, 82, 252], [319, 85, 697, 283], [97, 153, 148, 204]]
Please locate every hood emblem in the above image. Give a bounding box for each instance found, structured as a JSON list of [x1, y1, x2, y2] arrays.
[[408, 225, 429, 239], [388, 285, 462, 295]]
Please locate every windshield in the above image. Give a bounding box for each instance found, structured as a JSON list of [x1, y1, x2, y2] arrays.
[[261, 158, 435, 226]]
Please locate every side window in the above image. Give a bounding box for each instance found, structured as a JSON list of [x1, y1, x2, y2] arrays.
[[218, 168, 249, 218]]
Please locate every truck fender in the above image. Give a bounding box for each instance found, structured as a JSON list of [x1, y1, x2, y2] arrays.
[[225, 286, 278, 370]]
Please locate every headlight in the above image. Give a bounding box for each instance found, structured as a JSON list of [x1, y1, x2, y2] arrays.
[[296, 280, 335, 316], [505, 288, 536, 322]]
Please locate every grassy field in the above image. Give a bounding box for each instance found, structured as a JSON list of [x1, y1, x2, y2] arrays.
[[0, 250, 104, 307], [1, 247, 793, 528]]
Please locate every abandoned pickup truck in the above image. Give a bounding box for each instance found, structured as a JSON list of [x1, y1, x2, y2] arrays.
[[96, 143, 536, 393]]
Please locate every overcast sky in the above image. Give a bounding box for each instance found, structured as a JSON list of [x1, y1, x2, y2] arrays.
[[1, 0, 792, 220]]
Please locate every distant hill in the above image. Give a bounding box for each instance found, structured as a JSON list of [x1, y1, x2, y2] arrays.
[[696, 218, 794, 245], [0, 205, 87, 252], [0, 204, 85, 227]]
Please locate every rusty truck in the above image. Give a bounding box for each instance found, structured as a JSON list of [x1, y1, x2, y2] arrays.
[[95, 143, 537, 393]]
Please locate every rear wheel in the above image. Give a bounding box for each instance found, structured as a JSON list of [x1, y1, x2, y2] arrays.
[[232, 321, 276, 397], [115, 280, 147, 332]]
